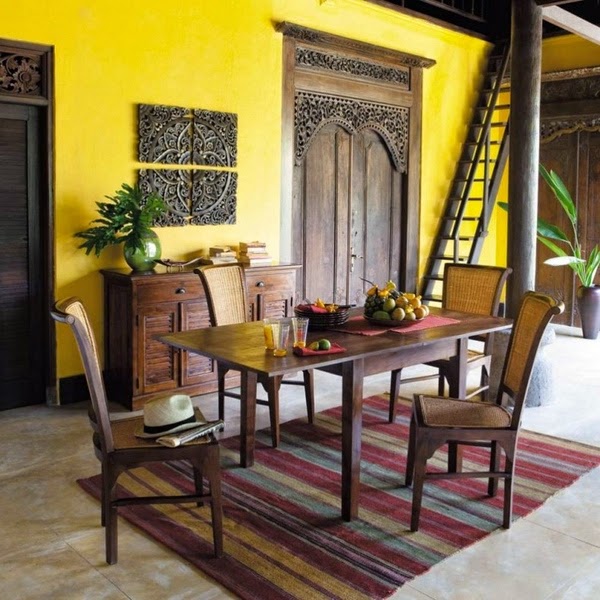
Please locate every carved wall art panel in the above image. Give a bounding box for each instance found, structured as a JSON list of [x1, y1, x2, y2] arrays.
[[138, 169, 191, 226], [192, 109, 237, 167], [191, 170, 237, 225], [138, 104, 193, 164], [294, 91, 409, 172], [541, 75, 600, 104], [295, 47, 409, 87], [540, 117, 600, 144], [0, 51, 42, 96]]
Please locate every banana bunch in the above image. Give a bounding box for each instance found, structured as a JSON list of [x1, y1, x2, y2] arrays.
[[314, 298, 340, 313]]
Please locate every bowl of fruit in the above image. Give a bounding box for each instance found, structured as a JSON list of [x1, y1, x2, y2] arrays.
[[363, 281, 429, 326], [294, 298, 350, 330]]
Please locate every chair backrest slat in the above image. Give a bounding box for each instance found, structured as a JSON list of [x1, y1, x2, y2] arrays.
[[51, 297, 115, 453], [498, 291, 564, 426], [195, 265, 249, 326], [443, 264, 512, 316]]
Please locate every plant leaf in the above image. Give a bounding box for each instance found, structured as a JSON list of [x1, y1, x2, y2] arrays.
[[537, 218, 570, 242], [538, 236, 568, 257], [540, 165, 577, 225], [544, 256, 585, 266]]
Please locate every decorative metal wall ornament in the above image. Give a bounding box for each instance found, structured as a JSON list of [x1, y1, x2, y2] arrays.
[[192, 109, 237, 167], [191, 170, 237, 225], [138, 169, 191, 226], [138, 104, 193, 164], [296, 47, 409, 87], [0, 51, 42, 96], [294, 91, 409, 172]]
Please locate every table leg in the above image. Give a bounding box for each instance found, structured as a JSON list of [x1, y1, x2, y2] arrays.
[[240, 369, 258, 468], [341, 358, 364, 521], [448, 337, 468, 473]]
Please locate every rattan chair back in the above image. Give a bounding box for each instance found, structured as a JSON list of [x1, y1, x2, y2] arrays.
[[51, 297, 115, 452], [443, 263, 512, 316], [196, 264, 250, 326], [498, 291, 564, 426]]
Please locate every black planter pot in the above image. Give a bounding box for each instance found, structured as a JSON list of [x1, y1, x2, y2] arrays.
[[576, 285, 600, 340]]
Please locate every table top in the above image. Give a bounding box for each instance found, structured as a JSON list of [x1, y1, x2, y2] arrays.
[[158, 307, 512, 377]]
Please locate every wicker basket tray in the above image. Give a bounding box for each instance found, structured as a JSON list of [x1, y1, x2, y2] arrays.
[[294, 305, 350, 330]]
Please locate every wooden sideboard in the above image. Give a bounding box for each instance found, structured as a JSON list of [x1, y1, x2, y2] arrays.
[[101, 263, 300, 410]]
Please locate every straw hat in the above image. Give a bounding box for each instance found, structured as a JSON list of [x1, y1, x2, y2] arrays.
[[135, 394, 202, 438]]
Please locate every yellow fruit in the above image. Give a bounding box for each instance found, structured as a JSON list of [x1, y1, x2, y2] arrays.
[[404, 292, 416, 300], [383, 297, 396, 312], [421, 304, 430, 316], [403, 311, 417, 321], [396, 296, 409, 308], [413, 306, 426, 319], [409, 297, 421, 308], [392, 307, 405, 321], [367, 286, 378, 296], [309, 341, 320, 350]]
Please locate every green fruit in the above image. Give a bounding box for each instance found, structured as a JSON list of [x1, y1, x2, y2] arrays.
[[383, 297, 396, 312], [318, 339, 331, 350], [373, 310, 391, 320], [391, 307, 405, 321], [309, 341, 320, 350]]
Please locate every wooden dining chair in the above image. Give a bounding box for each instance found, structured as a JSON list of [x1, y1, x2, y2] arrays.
[[195, 264, 315, 448], [51, 297, 224, 564], [388, 264, 512, 422], [405, 291, 564, 531]]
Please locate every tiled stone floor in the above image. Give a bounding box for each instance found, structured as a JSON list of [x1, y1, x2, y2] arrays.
[[0, 325, 598, 599]]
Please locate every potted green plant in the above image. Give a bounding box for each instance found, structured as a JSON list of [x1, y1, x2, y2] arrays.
[[75, 183, 167, 272], [500, 165, 600, 339]]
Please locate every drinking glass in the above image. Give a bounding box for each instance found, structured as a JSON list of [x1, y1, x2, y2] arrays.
[[291, 317, 310, 348], [272, 322, 290, 357], [263, 318, 277, 350]]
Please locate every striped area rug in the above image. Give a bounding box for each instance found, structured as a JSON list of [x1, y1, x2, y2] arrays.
[[78, 395, 600, 599]]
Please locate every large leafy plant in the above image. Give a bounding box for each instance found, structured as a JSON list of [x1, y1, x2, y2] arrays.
[[499, 165, 600, 287], [75, 184, 166, 257]]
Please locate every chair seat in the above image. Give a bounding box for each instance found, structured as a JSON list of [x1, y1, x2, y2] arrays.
[[417, 396, 512, 428], [110, 410, 213, 450]]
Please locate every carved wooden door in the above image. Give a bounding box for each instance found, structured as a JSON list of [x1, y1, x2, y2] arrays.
[[295, 123, 401, 305], [538, 130, 600, 326]]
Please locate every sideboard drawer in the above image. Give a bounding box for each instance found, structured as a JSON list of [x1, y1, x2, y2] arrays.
[[246, 271, 295, 293], [136, 277, 204, 305]]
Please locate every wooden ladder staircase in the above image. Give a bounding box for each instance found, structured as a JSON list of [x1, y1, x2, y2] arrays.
[[420, 41, 511, 304]]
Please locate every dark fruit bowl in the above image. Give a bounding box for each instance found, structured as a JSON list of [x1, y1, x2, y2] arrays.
[[295, 305, 350, 330]]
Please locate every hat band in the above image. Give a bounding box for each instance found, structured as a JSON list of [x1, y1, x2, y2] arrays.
[[143, 414, 196, 435]]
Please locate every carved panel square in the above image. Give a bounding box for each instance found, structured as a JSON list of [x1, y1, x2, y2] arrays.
[[138, 169, 191, 227], [138, 104, 193, 164], [191, 170, 237, 225], [192, 109, 238, 167]]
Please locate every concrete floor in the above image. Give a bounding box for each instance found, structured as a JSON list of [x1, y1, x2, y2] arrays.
[[1, 325, 598, 599]]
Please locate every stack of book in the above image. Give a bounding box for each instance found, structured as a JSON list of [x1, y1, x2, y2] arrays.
[[200, 245, 238, 265], [238, 241, 273, 266]]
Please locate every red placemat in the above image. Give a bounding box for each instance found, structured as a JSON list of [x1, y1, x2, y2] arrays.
[[331, 315, 460, 335], [293, 342, 346, 356]]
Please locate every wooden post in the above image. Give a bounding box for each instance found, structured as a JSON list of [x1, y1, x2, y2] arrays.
[[507, 0, 543, 317]]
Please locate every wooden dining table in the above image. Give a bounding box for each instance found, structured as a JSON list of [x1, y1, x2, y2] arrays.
[[158, 307, 511, 521]]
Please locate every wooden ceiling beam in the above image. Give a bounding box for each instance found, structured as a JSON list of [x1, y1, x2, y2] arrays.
[[536, 1, 582, 6], [542, 5, 600, 44]]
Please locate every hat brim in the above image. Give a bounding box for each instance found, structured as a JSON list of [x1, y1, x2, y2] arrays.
[[135, 408, 206, 439]]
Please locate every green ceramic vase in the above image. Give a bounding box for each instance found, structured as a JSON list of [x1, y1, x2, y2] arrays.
[[123, 231, 162, 272]]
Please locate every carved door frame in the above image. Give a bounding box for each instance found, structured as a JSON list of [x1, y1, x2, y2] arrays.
[[0, 39, 55, 405], [278, 23, 434, 294]]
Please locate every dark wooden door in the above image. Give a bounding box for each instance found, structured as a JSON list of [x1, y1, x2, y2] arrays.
[[538, 130, 600, 326], [296, 124, 401, 306], [0, 103, 44, 409]]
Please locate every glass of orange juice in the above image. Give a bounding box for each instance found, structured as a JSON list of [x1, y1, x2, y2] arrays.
[[292, 317, 309, 348], [263, 318, 277, 350], [272, 322, 290, 357]]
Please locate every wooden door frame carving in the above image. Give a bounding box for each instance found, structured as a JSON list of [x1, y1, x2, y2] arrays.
[[0, 39, 55, 404], [278, 23, 434, 292]]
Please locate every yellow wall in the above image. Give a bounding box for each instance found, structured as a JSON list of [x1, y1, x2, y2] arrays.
[[2, 0, 488, 380], [493, 34, 600, 267]]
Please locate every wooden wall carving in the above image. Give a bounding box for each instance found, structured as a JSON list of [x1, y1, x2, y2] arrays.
[[138, 103, 238, 226], [294, 90, 409, 172], [540, 74, 600, 143], [295, 47, 409, 87], [191, 171, 237, 225], [0, 51, 42, 97]]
